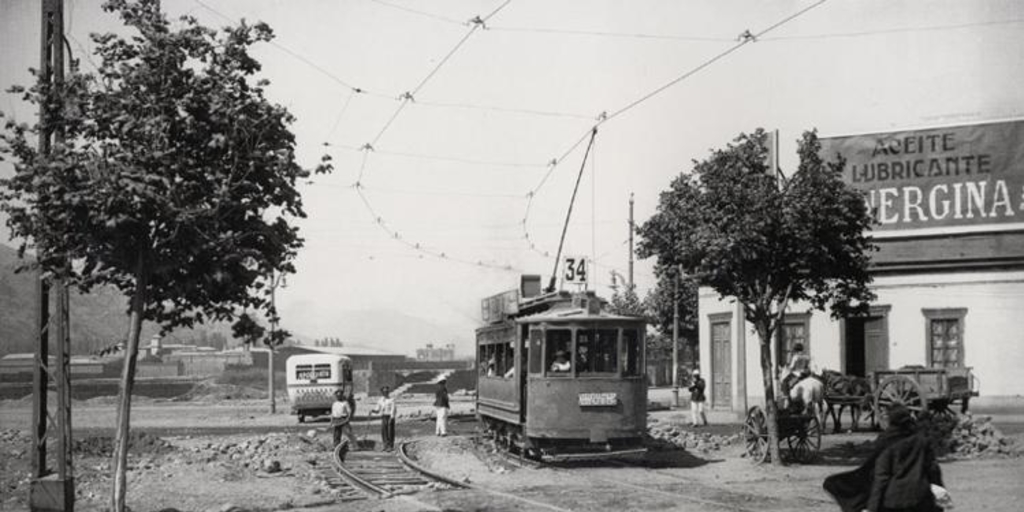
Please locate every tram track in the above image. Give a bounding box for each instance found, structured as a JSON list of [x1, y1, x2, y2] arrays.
[[325, 441, 469, 502]]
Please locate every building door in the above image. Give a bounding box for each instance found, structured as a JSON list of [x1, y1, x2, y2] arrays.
[[844, 316, 889, 377], [711, 321, 731, 408]]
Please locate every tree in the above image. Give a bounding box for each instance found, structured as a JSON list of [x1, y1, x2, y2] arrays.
[[636, 129, 875, 465], [0, 1, 329, 508]]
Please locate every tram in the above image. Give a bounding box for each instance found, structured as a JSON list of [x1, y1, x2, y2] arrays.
[[286, 353, 354, 423], [476, 275, 648, 460]]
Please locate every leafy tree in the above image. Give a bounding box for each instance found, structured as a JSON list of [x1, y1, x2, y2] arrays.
[[607, 277, 645, 317], [637, 129, 875, 465], [0, 1, 329, 508], [642, 265, 699, 383]]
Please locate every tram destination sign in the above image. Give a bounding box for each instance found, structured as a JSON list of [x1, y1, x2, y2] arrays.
[[481, 289, 519, 324], [820, 120, 1024, 236], [578, 392, 617, 407]]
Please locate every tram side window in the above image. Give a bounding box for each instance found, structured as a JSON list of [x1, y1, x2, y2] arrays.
[[621, 329, 641, 377], [528, 330, 543, 374], [577, 329, 618, 374], [480, 343, 496, 377], [501, 341, 516, 378], [546, 329, 572, 375]]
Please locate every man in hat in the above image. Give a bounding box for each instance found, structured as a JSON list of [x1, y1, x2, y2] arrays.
[[687, 368, 708, 427], [434, 378, 450, 436], [330, 389, 356, 454], [371, 385, 397, 451]]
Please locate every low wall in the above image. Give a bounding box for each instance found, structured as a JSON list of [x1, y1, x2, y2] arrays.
[[0, 377, 201, 401]]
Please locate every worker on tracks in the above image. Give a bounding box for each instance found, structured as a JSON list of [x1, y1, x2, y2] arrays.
[[331, 389, 357, 457], [372, 385, 397, 451], [434, 379, 450, 437]]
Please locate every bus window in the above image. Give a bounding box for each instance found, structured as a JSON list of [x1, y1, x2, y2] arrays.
[[577, 328, 618, 374], [528, 330, 542, 374], [295, 364, 313, 380], [313, 364, 332, 379], [622, 329, 641, 377], [546, 329, 572, 375]]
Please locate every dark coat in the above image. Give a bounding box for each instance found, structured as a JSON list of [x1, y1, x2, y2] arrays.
[[867, 432, 943, 512], [434, 385, 449, 408], [688, 377, 706, 403], [823, 427, 916, 512]]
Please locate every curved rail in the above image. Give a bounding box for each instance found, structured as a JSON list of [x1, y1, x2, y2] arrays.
[[397, 441, 472, 489], [331, 443, 392, 498]]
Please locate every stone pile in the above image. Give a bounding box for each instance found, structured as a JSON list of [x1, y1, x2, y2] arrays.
[[647, 424, 741, 453], [936, 414, 1019, 458], [190, 433, 330, 473]]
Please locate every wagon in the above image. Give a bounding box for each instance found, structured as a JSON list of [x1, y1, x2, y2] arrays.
[[744, 404, 822, 464], [872, 366, 979, 429]]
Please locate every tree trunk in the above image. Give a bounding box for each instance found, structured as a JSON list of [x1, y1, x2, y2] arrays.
[[757, 324, 782, 466], [111, 252, 148, 512]]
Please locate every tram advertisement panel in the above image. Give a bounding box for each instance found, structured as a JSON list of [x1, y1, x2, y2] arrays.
[[820, 120, 1024, 236]]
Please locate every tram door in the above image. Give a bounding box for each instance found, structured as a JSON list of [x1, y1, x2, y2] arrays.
[[711, 321, 731, 408]]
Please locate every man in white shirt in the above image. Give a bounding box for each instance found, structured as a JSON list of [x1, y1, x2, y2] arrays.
[[331, 389, 356, 455], [372, 386, 397, 451]]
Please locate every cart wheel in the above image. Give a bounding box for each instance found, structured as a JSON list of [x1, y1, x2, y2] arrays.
[[931, 401, 958, 423], [875, 375, 928, 429], [960, 396, 971, 414], [786, 415, 822, 463], [744, 406, 769, 464]]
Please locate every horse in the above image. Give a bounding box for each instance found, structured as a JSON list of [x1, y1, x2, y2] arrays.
[[788, 374, 825, 421], [821, 369, 873, 433]]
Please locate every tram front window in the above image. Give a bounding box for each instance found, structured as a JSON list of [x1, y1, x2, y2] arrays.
[[576, 328, 618, 374], [622, 329, 641, 377], [546, 329, 572, 375]]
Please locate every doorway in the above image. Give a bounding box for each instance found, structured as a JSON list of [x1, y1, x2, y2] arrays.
[[710, 320, 731, 408], [843, 310, 889, 377]]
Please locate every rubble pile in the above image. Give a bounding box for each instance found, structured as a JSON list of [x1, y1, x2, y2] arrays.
[[73, 431, 176, 457], [191, 432, 331, 473], [922, 413, 1021, 458], [647, 424, 741, 453]]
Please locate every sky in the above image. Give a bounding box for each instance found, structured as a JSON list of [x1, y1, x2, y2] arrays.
[[2, 0, 1024, 353]]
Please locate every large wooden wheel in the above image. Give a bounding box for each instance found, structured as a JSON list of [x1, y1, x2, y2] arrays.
[[784, 415, 822, 463], [744, 406, 770, 464], [875, 375, 928, 429]]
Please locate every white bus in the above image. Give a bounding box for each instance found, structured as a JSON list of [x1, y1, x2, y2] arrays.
[[285, 353, 354, 423]]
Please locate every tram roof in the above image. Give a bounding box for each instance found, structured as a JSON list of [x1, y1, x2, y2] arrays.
[[514, 307, 646, 324]]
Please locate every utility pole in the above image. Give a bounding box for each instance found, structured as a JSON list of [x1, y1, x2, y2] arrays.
[[268, 272, 286, 414], [31, 1, 74, 511], [671, 267, 680, 408], [628, 193, 634, 289]]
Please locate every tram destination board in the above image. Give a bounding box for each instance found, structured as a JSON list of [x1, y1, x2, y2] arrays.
[[481, 289, 519, 323], [578, 392, 617, 406]]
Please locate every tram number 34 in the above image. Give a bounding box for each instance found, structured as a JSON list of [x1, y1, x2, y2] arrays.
[[563, 256, 589, 284]]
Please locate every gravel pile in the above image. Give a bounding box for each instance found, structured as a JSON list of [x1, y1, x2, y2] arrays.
[[921, 413, 1020, 458], [191, 432, 326, 471], [74, 431, 176, 457], [647, 424, 741, 453]]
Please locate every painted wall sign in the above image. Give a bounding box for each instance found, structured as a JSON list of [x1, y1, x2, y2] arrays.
[[821, 120, 1024, 237]]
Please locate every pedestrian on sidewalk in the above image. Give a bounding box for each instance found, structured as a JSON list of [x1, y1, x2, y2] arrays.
[[330, 389, 356, 458], [688, 369, 708, 427], [372, 385, 397, 451], [434, 379, 450, 436]]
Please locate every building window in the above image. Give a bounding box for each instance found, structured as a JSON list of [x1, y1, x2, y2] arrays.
[[922, 308, 966, 368], [777, 313, 811, 367]]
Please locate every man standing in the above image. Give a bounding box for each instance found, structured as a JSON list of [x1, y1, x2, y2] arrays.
[[372, 386, 397, 451], [434, 379, 450, 436], [331, 389, 356, 456], [688, 369, 708, 427]]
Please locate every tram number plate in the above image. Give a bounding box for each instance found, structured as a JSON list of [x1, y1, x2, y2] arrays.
[[578, 392, 617, 406]]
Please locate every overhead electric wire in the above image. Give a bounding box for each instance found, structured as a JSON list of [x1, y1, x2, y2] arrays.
[[520, 0, 830, 260], [324, 89, 356, 141], [324, 142, 548, 169], [490, 25, 732, 43], [413, 99, 593, 120], [366, 0, 465, 26]]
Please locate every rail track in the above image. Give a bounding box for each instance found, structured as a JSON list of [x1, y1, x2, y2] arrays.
[[324, 441, 470, 502]]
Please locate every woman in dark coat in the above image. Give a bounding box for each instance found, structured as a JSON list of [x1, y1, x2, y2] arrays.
[[824, 406, 944, 512]]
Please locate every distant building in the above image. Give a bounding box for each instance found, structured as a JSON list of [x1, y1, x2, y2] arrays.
[[416, 343, 456, 361]]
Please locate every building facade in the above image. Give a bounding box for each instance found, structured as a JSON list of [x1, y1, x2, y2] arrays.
[[698, 119, 1024, 417]]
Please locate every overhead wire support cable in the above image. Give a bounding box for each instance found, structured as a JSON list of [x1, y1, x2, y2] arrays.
[[366, 0, 466, 26], [521, 0, 830, 259], [547, 127, 598, 292]]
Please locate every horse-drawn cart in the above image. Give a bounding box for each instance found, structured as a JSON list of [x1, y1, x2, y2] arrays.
[[873, 366, 978, 428], [744, 404, 822, 464]]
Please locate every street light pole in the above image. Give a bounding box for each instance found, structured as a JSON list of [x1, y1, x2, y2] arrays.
[[671, 268, 680, 408]]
